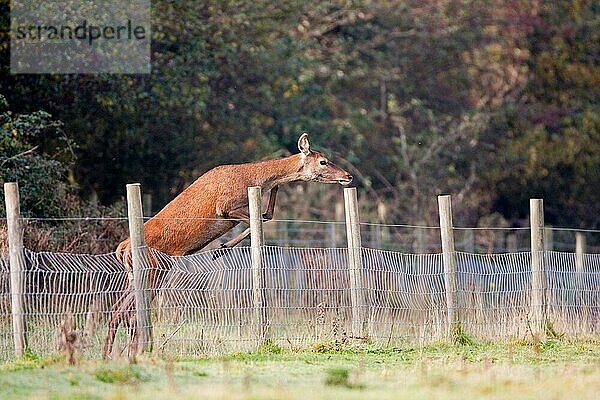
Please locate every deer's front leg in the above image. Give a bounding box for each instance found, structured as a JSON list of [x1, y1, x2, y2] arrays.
[[226, 186, 278, 225], [218, 187, 278, 251], [215, 207, 251, 254], [262, 186, 278, 221]]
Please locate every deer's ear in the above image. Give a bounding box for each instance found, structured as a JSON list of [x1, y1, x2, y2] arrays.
[[298, 132, 311, 155]]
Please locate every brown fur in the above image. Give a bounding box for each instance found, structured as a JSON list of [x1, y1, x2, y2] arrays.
[[120, 154, 350, 256], [103, 133, 352, 359]]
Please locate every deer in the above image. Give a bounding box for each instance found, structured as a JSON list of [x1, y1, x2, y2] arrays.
[[102, 132, 353, 359]]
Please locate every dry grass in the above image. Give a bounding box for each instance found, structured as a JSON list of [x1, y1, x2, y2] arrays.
[[0, 225, 7, 259]]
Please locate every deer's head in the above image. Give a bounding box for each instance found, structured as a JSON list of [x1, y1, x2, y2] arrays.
[[297, 133, 353, 185]]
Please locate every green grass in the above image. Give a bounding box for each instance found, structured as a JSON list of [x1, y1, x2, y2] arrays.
[[94, 365, 149, 384], [1, 339, 599, 399]]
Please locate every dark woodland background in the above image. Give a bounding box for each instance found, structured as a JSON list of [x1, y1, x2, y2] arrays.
[[0, 0, 598, 236]]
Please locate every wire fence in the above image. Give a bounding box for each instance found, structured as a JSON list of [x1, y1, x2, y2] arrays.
[[0, 220, 599, 361], [11, 217, 600, 255], [237, 220, 600, 254]]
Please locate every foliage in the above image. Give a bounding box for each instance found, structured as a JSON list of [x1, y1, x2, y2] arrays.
[[0, 348, 62, 372], [0, 95, 74, 218], [481, 0, 600, 227], [0, 1, 598, 228], [94, 365, 149, 384], [256, 339, 283, 354], [324, 366, 354, 388], [453, 323, 476, 346], [0, 96, 127, 252], [20, 200, 127, 254]]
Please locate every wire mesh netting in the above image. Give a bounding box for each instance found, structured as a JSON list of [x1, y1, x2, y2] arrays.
[[0, 250, 129, 360], [0, 256, 11, 358], [0, 236, 599, 361]]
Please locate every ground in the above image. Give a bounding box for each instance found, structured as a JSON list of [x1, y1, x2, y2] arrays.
[[1, 340, 599, 400]]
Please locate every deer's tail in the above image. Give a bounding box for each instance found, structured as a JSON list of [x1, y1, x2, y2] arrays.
[[115, 238, 131, 264], [115, 238, 134, 283]]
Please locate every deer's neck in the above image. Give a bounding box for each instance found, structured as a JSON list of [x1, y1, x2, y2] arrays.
[[251, 154, 303, 188]]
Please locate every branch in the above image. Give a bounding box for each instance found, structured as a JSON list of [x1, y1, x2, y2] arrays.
[[455, 166, 478, 204], [0, 146, 39, 167], [306, 9, 374, 38]]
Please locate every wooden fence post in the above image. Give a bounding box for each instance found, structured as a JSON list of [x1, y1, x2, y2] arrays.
[[248, 186, 267, 341], [344, 188, 366, 338], [575, 232, 587, 323], [438, 195, 459, 335], [4, 182, 27, 357], [126, 183, 152, 354], [529, 198, 546, 335]]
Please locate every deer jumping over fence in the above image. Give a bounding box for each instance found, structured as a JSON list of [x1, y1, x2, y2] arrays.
[[102, 133, 353, 359]]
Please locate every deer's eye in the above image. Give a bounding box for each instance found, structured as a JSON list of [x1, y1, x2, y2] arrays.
[[319, 160, 327, 165]]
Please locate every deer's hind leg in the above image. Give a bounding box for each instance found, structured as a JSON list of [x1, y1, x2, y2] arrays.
[[102, 289, 135, 359], [213, 186, 279, 259], [262, 186, 278, 220], [221, 186, 279, 247], [103, 249, 166, 359]]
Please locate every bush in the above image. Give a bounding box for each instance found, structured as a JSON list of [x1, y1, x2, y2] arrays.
[[0, 95, 128, 254], [0, 94, 75, 218], [94, 365, 148, 384]]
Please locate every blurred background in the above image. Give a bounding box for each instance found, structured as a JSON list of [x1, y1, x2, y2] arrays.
[[0, 0, 598, 249]]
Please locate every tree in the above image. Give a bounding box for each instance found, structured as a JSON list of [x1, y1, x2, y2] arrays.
[[482, 0, 600, 228], [0, 95, 75, 217]]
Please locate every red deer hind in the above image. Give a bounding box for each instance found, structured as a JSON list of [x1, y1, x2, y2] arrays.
[[102, 133, 353, 358]]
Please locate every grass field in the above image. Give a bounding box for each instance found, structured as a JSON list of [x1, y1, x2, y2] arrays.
[[1, 339, 599, 400]]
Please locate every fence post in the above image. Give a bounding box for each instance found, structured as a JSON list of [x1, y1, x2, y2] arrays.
[[126, 183, 152, 354], [4, 182, 27, 357], [438, 195, 459, 335], [248, 186, 267, 341], [344, 188, 366, 338], [529, 198, 546, 335], [575, 232, 587, 323]]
